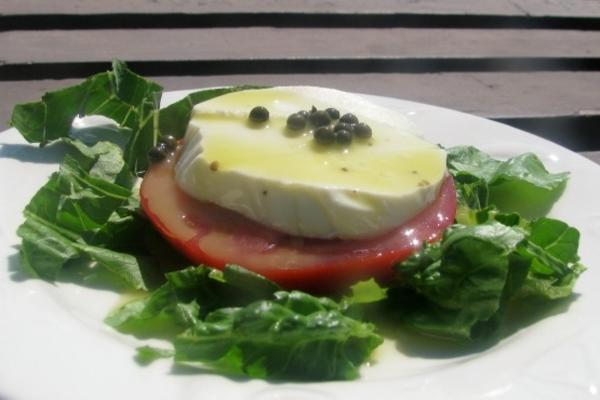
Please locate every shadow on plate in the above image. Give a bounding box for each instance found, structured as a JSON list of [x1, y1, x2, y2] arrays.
[[168, 363, 252, 383], [374, 295, 579, 360], [0, 142, 67, 164], [7, 250, 29, 282], [0, 124, 129, 164]]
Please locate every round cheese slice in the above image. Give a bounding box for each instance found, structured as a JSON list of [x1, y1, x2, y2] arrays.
[[174, 86, 447, 239]]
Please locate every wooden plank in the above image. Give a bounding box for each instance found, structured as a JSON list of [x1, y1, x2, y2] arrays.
[[2, 71, 599, 124], [4, 0, 600, 18], [2, 28, 599, 65], [2, 73, 599, 151]]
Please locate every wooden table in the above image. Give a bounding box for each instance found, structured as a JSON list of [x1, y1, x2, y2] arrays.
[[2, 0, 599, 163]]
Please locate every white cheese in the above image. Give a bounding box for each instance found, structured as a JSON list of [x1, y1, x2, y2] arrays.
[[175, 86, 446, 239]]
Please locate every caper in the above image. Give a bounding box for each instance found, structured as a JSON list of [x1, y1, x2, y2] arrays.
[[287, 113, 307, 130], [308, 110, 331, 127], [159, 134, 178, 150], [354, 122, 372, 139], [325, 107, 340, 120], [336, 129, 353, 145], [313, 126, 335, 144], [334, 122, 353, 132], [298, 110, 310, 119], [249, 106, 269, 123], [148, 142, 168, 163], [339, 113, 359, 124]]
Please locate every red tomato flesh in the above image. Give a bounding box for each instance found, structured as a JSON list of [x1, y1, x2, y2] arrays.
[[140, 154, 456, 293]]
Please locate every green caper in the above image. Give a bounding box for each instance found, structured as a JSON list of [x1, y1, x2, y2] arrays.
[[334, 122, 353, 132], [325, 107, 340, 120], [308, 110, 331, 127], [339, 113, 358, 124], [159, 134, 177, 150], [249, 106, 269, 123], [314, 126, 335, 144], [298, 110, 310, 119], [354, 122, 372, 139], [287, 113, 307, 130], [336, 129, 353, 145]]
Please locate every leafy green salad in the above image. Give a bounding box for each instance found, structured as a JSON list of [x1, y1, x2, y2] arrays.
[[10, 61, 585, 381]]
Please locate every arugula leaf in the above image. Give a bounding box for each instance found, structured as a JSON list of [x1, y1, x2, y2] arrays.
[[108, 266, 381, 380], [135, 346, 175, 365], [10, 60, 162, 146], [448, 146, 568, 218], [516, 218, 585, 300], [392, 217, 584, 341], [17, 214, 80, 279], [392, 222, 525, 340], [174, 291, 382, 380], [106, 265, 281, 335], [447, 146, 501, 182], [16, 152, 150, 289], [62, 138, 131, 185]]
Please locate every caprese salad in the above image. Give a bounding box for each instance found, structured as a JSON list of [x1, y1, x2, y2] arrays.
[[10, 61, 585, 381]]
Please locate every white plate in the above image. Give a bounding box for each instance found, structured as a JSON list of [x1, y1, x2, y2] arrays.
[[1, 90, 599, 400]]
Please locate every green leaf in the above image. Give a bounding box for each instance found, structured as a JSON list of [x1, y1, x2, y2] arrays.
[[108, 266, 382, 379], [447, 146, 501, 182], [393, 222, 526, 340], [10, 60, 162, 147], [174, 291, 383, 380], [447, 146, 568, 218], [104, 284, 190, 337], [62, 138, 131, 186], [16, 150, 149, 289], [16, 214, 80, 280], [392, 217, 585, 341], [516, 218, 586, 299], [73, 244, 148, 290], [135, 346, 175, 365], [123, 91, 161, 174], [346, 278, 388, 304], [106, 265, 282, 335], [11, 82, 92, 145], [489, 154, 568, 218]]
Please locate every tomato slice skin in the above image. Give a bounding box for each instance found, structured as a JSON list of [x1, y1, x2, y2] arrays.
[[140, 155, 456, 293]]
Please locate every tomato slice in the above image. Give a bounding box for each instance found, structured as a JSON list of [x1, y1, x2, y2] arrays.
[[140, 154, 456, 293]]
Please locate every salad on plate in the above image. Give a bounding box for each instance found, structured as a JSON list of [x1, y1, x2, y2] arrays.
[[8, 61, 585, 381]]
